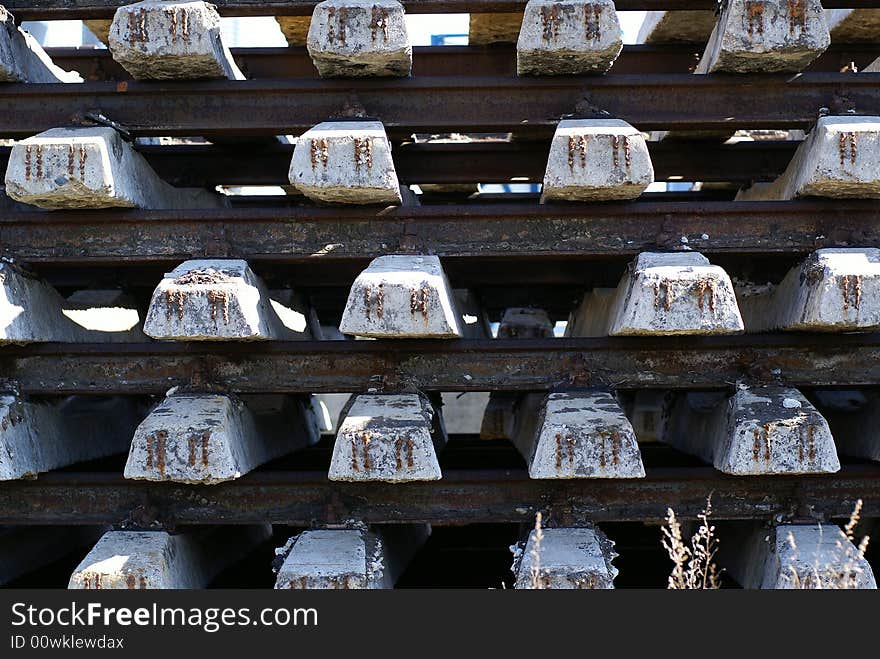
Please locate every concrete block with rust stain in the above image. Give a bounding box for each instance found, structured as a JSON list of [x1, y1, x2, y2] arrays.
[[825, 9, 880, 42], [69, 526, 271, 589], [511, 391, 645, 479], [143, 259, 302, 341], [811, 389, 880, 462], [468, 12, 524, 45], [542, 119, 654, 201], [5, 127, 224, 210], [567, 252, 744, 336], [738, 249, 880, 332], [695, 0, 829, 73], [340, 255, 462, 338], [289, 121, 401, 205], [517, 0, 622, 75], [636, 10, 716, 43], [274, 525, 429, 589], [725, 523, 876, 589], [661, 386, 840, 475], [737, 116, 880, 200], [511, 526, 618, 588], [307, 0, 411, 77], [124, 393, 320, 484], [0, 395, 140, 480], [329, 393, 445, 482], [0, 6, 82, 82], [109, 0, 244, 80]]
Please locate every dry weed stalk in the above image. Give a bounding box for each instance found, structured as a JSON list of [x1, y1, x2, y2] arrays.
[[530, 511, 545, 589], [661, 496, 721, 589]]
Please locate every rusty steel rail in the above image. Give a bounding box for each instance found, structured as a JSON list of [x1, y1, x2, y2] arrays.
[[0, 466, 877, 525], [0, 200, 876, 264], [2, 335, 880, 393], [5, 0, 879, 19], [0, 74, 877, 138]]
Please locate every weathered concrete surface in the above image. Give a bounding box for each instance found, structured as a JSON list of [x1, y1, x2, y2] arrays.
[[866, 57, 880, 73], [661, 386, 840, 475], [511, 526, 618, 588], [0, 395, 141, 480], [695, 0, 830, 74], [5, 127, 224, 210], [329, 393, 445, 482], [511, 391, 645, 479], [542, 119, 653, 201], [736, 116, 880, 200], [622, 390, 667, 442], [517, 0, 623, 76], [738, 249, 880, 332], [277, 16, 311, 45], [109, 1, 244, 80], [0, 7, 82, 82], [143, 259, 300, 341], [307, 0, 411, 77], [274, 525, 429, 589], [725, 523, 876, 589], [637, 10, 716, 43], [567, 252, 744, 336], [69, 526, 271, 589], [85, 19, 113, 44], [442, 391, 490, 435], [811, 389, 880, 462], [469, 12, 524, 45], [289, 121, 402, 204], [825, 9, 880, 42], [0, 527, 102, 585], [125, 393, 319, 484], [340, 255, 462, 338]]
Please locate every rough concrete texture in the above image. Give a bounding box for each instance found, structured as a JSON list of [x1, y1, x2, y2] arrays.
[[729, 524, 876, 589], [512, 391, 645, 479], [289, 121, 402, 204], [442, 391, 490, 435], [566, 252, 744, 336], [0, 395, 141, 480], [277, 16, 311, 45], [811, 389, 880, 462], [125, 393, 319, 484], [329, 393, 444, 482], [636, 10, 716, 43], [661, 386, 840, 475], [517, 0, 623, 76], [0, 527, 102, 585], [497, 307, 555, 338], [339, 255, 462, 338], [69, 526, 271, 589], [867, 57, 879, 72], [109, 1, 244, 80], [307, 0, 411, 77], [542, 119, 654, 201], [738, 248, 880, 332], [0, 7, 82, 82], [622, 390, 667, 442], [275, 525, 429, 589], [825, 9, 880, 42], [143, 259, 299, 341], [511, 526, 618, 588], [5, 127, 223, 210], [84, 19, 112, 43], [736, 116, 880, 200], [695, 0, 830, 74], [468, 12, 524, 45]]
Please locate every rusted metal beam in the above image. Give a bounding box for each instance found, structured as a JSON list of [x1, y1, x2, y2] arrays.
[[2, 335, 880, 394], [0, 74, 875, 139], [0, 466, 876, 526]]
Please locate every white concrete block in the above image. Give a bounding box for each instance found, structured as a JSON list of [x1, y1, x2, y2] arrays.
[[566, 252, 744, 336], [307, 0, 411, 77], [69, 526, 271, 589], [511, 526, 617, 589], [695, 0, 830, 73], [468, 12, 524, 45], [125, 393, 319, 484], [5, 127, 223, 210], [329, 393, 444, 482], [289, 121, 401, 205], [109, 0, 244, 80], [636, 10, 716, 43], [737, 116, 880, 200], [339, 255, 462, 338], [0, 527, 102, 585], [517, 0, 623, 75], [441, 391, 490, 435], [0, 7, 82, 83], [812, 389, 880, 462], [866, 57, 879, 73], [542, 119, 653, 201], [143, 259, 300, 341], [274, 525, 428, 589], [661, 386, 840, 475], [825, 9, 880, 42], [0, 395, 141, 480], [738, 248, 880, 332], [622, 390, 667, 442]]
